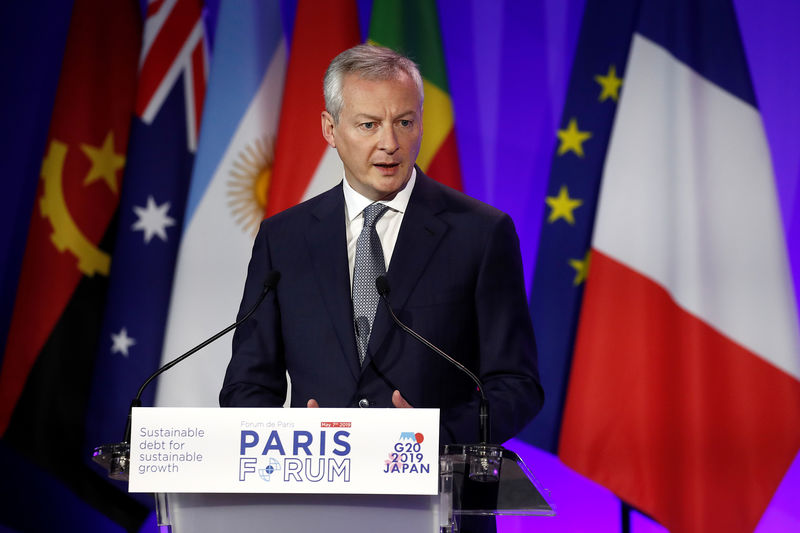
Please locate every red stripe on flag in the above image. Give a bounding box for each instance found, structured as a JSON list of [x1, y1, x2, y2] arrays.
[[560, 250, 800, 532], [147, 0, 165, 17], [135, 0, 198, 117], [265, 0, 359, 217], [425, 128, 462, 191], [0, 187, 84, 435], [190, 37, 205, 139]]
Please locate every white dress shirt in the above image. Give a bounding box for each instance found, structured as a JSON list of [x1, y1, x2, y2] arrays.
[[342, 168, 417, 290]]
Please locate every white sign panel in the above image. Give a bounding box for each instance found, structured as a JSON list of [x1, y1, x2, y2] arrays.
[[128, 407, 439, 495]]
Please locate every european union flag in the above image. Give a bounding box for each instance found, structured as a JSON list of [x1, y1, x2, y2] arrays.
[[519, 0, 639, 452]]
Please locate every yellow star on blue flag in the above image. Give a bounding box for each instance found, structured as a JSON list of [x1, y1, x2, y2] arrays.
[[557, 118, 592, 157]]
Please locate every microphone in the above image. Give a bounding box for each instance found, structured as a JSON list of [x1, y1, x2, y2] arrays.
[[375, 276, 490, 445], [92, 270, 281, 480]]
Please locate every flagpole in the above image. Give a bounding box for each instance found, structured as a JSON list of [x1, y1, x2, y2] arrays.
[[621, 501, 632, 533]]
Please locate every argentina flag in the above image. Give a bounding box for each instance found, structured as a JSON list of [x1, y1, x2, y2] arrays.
[[155, 0, 287, 407]]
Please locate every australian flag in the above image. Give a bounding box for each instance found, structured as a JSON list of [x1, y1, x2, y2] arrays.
[[85, 0, 207, 455]]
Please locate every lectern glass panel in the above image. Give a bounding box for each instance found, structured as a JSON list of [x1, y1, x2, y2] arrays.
[[441, 445, 555, 517]]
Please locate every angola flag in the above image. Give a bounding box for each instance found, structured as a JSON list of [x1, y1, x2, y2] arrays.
[[368, 0, 462, 190], [0, 0, 148, 529]]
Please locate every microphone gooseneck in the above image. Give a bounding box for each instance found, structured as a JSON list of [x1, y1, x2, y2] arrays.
[[123, 270, 281, 442], [375, 275, 491, 444], [133, 271, 280, 404], [95, 271, 281, 480]]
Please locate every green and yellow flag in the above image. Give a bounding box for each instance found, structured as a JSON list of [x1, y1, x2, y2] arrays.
[[369, 0, 462, 190]]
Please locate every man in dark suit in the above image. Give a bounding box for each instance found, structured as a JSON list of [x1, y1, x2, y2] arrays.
[[219, 44, 543, 447]]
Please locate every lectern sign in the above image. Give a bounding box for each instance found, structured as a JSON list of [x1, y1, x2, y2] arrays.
[[128, 407, 439, 495]]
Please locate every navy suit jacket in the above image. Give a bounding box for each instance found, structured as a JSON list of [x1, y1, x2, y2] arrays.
[[220, 170, 543, 445]]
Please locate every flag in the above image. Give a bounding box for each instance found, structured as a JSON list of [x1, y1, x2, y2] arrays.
[[559, 0, 800, 531], [85, 0, 207, 453], [0, 0, 72, 357], [154, 0, 287, 407], [368, 0, 462, 191], [520, 0, 639, 452], [265, 0, 360, 217], [0, 0, 148, 529]]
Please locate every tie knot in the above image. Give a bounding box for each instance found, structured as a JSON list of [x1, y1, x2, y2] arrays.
[[362, 203, 389, 228]]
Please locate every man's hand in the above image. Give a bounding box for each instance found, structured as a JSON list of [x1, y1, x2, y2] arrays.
[[307, 399, 319, 408], [392, 390, 413, 408]]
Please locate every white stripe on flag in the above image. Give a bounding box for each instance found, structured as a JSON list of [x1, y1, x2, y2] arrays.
[[301, 146, 344, 202]]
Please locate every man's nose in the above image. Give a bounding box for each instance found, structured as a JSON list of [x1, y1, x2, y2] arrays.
[[378, 125, 399, 152]]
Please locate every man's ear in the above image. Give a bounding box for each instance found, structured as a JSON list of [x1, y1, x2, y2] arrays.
[[321, 111, 336, 148]]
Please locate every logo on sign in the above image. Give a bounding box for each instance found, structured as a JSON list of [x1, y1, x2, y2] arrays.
[[384, 432, 430, 474], [238, 428, 352, 483], [258, 458, 282, 481]]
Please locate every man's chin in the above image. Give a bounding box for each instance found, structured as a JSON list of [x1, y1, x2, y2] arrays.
[[376, 174, 412, 196]]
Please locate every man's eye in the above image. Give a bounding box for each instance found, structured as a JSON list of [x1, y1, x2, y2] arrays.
[[399, 120, 412, 127], [362, 122, 376, 130]]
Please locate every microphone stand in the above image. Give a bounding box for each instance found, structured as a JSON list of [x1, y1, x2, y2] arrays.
[[375, 276, 503, 482], [92, 271, 280, 481]]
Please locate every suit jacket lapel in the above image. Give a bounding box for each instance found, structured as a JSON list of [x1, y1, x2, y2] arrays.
[[366, 172, 448, 367], [306, 186, 361, 381]]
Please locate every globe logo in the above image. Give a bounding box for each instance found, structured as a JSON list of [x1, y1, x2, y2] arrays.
[[258, 458, 282, 481]]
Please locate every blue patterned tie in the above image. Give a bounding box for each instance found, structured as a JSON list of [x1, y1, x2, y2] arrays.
[[352, 203, 389, 365]]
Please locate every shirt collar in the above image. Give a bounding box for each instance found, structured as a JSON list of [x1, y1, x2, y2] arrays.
[[343, 167, 417, 222]]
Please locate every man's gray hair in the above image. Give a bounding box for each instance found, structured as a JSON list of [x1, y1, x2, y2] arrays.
[[323, 44, 424, 123]]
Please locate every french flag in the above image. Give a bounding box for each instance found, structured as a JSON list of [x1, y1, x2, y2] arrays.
[[558, 0, 800, 531]]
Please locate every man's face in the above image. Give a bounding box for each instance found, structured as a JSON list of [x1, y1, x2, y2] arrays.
[[322, 73, 423, 201]]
